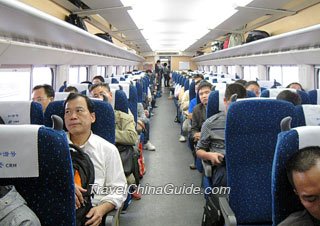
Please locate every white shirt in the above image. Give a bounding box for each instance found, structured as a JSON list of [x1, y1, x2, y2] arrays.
[[68, 132, 127, 209]]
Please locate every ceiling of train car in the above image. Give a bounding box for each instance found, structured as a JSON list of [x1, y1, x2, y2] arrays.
[[78, 0, 319, 54]]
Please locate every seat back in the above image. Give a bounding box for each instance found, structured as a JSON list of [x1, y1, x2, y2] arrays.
[[128, 85, 138, 123], [189, 81, 196, 102], [225, 99, 296, 224], [261, 88, 310, 104], [272, 126, 320, 225], [136, 81, 143, 103], [206, 90, 225, 118], [115, 90, 129, 114], [0, 101, 43, 125], [308, 89, 320, 104], [44, 100, 115, 144], [295, 104, 320, 126], [0, 125, 75, 226]]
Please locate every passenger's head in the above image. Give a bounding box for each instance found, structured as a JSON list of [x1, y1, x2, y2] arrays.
[[64, 93, 95, 138], [92, 75, 105, 85], [234, 79, 247, 86], [287, 82, 303, 91], [224, 83, 247, 112], [32, 84, 55, 112], [286, 146, 320, 220], [197, 81, 212, 105], [89, 83, 112, 103], [146, 69, 152, 75], [276, 90, 301, 106], [193, 74, 204, 83], [64, 86, 78, 93], [156, 60, 160, 64], [245, 81, 260, 97], [163, 63, 167, 67]]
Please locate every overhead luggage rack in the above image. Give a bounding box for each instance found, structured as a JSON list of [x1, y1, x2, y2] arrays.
[[0, 0, 144, 65]]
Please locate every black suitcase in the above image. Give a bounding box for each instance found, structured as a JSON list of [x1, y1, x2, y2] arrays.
[[246, 30, 270, 43]]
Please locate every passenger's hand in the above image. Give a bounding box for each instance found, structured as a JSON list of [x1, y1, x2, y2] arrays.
[[194, 132, 201, 141], [144, 110, 149, 117], [75, 184, 87, 209], [85, 203, 113, 226], [208, 153, 224, 165]]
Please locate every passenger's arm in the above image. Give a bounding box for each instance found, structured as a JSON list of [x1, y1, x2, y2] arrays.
[[98, 145, 127, 210], [196, 150, 224, 165], [115, 111, 138, 145]]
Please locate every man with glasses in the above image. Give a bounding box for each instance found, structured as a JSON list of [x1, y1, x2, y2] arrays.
[[64, 93, 127, 226], [31, 84, 55, 112]]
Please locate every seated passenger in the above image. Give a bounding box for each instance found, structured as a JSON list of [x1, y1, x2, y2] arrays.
[[189, 81, 212, 169], [276, 90, 302, 106], [64, 93, 127, 225], [64, 86, 78, 93], [279, 146, 320, 225], [196, 83, 247, 187], [137, 102, 155, 151], [31, 84, 55, 112], [286, 82, 304, 91], [245, 81, 260, 97], [89, 83, 138, 145], [92, 75, 105, 85], [0, 185, 41, 225]]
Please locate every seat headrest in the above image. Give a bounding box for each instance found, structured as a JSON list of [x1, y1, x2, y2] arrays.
[[294, 126, 320, 149], [0, 125, 41, 178], [0, 101, 32, 124], [301, 105, 320, 126], [68, 84, 88, 93], [54, 92, 70, 101]]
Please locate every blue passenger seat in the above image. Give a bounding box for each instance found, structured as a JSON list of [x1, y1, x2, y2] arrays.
[[219, 99, 296, 226], [271, 123, 320, 225], [44, 99, 115, 144], [0, 101, 43, 125], [308, 89, 320, 104], [128, 84, 138, 123], [0, 121, 75, 225], [261, 89, 310, 104]]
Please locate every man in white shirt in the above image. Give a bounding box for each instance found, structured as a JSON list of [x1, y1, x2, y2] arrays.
[[64, 93, 127, 226]]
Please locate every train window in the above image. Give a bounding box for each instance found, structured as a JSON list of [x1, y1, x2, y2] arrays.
[[111, 66, 117, 76], [0, 68, 31, 101], [269, 66, 299, 86], [32, 67, 52, 87], [282, 66, 299, 87], [269, 66, 282, 84], [69, 66, 88, 83], [79, 67, 87, 82], [243, 66, 258, 81], [228, 66, 236, 76], [217, 66, 223, 74], [97, 66, 106, 77]]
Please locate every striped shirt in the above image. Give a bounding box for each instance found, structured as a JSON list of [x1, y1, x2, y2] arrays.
[[196, 111, 226, 154]]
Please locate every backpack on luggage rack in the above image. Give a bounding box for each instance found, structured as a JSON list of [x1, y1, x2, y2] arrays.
[[69, 144, 95, 226], [246, 30, 270, 43]]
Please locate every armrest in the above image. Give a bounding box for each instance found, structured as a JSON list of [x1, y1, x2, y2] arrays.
[[104, 207, 121, 226], [219, 196, 237, 226], [202, 160, 212, 177]]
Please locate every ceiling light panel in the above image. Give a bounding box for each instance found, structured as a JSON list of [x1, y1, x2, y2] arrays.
[[121, 0, 253, 51]]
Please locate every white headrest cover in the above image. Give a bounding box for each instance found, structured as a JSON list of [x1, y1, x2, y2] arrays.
[[119, 83, 130, 99], [0, 101, 31, 124], [294, 126, 320, 149], [257, 80, 274, 89], [68, 84, 88, 93], [268, 88, 296, 98], [302, 105, 320, 126], [0, 125, 40, 177], [54, 92, 70, 101], [317, 90, 320, 105], [213, 83, 227, 91], [218, 90, 225, 111]]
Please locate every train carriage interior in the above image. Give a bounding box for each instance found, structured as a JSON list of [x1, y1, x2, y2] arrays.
[[1, 0, 320, 225]]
